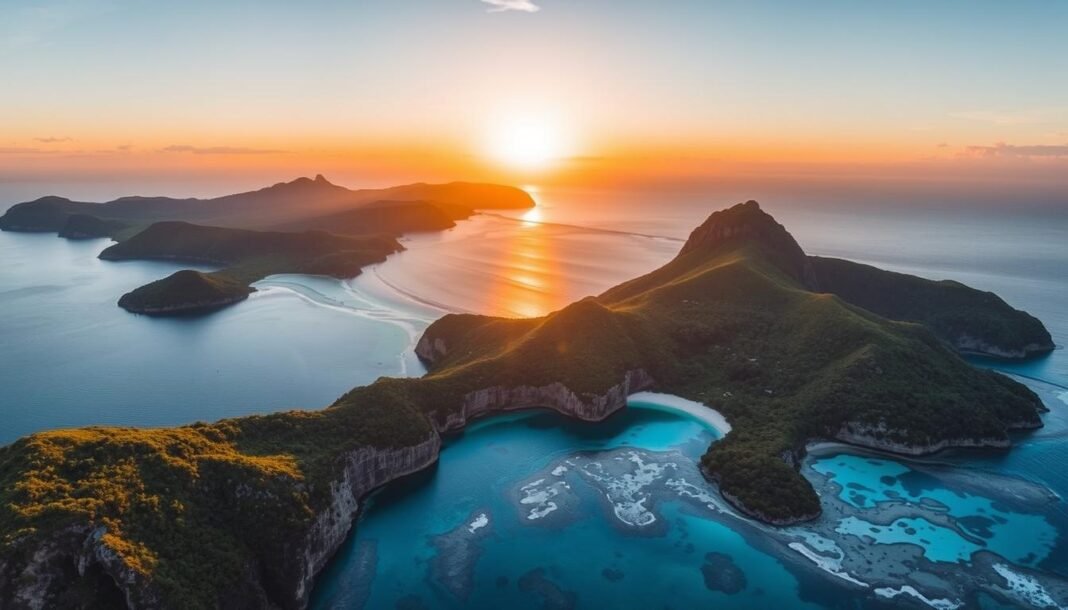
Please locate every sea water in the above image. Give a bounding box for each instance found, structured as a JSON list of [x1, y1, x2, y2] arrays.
[[2, 186, 1066, 607]]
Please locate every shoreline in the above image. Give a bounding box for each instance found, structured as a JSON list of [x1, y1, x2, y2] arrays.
[[627, 391, 732, 436]]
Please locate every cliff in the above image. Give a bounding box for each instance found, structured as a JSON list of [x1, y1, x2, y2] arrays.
[[0, 200, 1053, 608], [0, 373, 653, 609]]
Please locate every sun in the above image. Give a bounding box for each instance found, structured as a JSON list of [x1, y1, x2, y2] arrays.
[[485, 111, 567, 171]]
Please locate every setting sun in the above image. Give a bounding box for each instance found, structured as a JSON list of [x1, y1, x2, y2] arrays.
[[484, 111, 568, 171]]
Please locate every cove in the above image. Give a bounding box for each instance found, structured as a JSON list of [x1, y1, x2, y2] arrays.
[[310, 397, 826, 610], [311, 386, 1068, 610]]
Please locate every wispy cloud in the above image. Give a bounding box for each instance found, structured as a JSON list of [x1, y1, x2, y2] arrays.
[[0, 147, 51, 154], [162, 145, 286, 155], [35, 136, 72, 143], [481, 0, 541, 13], [963, 142, 1068, 159]]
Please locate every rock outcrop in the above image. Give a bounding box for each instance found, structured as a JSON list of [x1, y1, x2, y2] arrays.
[[0, 370, 656, 610]]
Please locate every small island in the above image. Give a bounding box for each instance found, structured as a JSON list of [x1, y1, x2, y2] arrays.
[[117, 270, 255, 315], [0, 176, 536, 317], [0, 201, 1054, 609], [99, 221, 406, 315]]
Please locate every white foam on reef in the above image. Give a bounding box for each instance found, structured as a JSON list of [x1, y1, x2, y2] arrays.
[[787, 542, 868, 588], [551, 465, 568, 476], [992, 564, 1062, 609], [666, 478, 727, 514], [627, 392, 732, 435], [519, 478, 568, 521], [575, 451, 674, 527], [1059, 391, 1068, 407], [873, 586, 962, 610], [467, 513, 489, 533]]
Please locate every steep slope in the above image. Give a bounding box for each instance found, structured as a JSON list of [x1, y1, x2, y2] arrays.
[[0, 201, 1051, 609], [118, 270, 255, 314], [808, 256, 1054, 358]]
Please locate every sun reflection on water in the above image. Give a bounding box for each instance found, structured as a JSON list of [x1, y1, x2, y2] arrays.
[[490, 185, 564, 318]]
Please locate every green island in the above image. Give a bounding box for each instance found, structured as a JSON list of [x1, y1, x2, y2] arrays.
[[101, 222, 404, 315], [0, 201, 1053, 609], [0, 176, 535, 316]]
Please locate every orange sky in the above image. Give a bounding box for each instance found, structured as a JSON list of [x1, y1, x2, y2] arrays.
[[2, 2, 1066, 198]]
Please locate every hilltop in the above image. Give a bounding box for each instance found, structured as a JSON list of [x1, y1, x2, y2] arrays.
[[0, 201, 1052, 609], [101, 222, 403, 314], [0, 176, 534, 316], [0, 176, 534, 236]]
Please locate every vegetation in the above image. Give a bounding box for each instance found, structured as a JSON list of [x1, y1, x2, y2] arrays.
[[56, 214, 129, 240], [809, 256, 1054, 357], [117, 270, 254, 314], [0, 175, 534, 234], [100, 221, 404, 314], [0, 201, 1050, 608]]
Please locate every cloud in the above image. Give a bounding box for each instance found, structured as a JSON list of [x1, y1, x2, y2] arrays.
[[963, 142, 1068, 159], [481, 0, 541, 13], [162, 145, 285, 155], [35, 136, 72, 143], [0, 147, 49, 154]]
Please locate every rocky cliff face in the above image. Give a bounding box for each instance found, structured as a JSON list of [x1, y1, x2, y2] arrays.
[[284, 369, 652, 608], [0, 369, 656, 610], [954, 334, 1055, 360], [0, 524, 162, 610], [433, 369, 655, 433], [832, 419, 1043, 455], [285, 435, 442, 608]]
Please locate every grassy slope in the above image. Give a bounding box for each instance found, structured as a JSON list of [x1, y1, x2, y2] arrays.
[[0, 201, 1050, 607], [809, 256, 1054, 356]]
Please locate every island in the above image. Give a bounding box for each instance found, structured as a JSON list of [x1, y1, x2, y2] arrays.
[[100, 222, 405, 315], [0, 201, 1053, 609], [0, 175, 533, 235], [0, 176, 535, 316]]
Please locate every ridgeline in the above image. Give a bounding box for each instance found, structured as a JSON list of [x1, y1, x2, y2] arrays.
[[0, 201, 1053, 609], [0, 176, 535, 315]]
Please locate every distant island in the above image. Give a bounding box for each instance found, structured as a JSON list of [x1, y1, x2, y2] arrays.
[[0, 176, 535, 315], [0, 201, 1054, 609]]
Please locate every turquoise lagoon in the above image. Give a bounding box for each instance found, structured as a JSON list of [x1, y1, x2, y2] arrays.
[[3, 191, 1068, 608]]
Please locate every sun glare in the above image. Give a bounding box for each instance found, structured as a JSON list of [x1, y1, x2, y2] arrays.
[[485, 112, 567, 171]]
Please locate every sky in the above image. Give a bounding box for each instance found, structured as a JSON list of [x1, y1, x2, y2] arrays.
[[1, 0, 1067, 201]]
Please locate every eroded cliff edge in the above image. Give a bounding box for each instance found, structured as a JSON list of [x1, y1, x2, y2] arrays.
[[0, 201, 1052, 609]]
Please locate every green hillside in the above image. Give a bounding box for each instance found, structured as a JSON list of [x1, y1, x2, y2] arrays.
[[0, 201, 1050, 608]]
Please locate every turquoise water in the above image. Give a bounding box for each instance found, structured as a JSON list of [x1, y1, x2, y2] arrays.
[[311, 405, 831, 610], [2, 188, 1067, 607]]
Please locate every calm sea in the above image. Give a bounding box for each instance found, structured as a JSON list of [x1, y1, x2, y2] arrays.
[[1, 184, 1065, 608]]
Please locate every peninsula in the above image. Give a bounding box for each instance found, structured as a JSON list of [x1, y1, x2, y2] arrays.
[[0, 202, 1053, 609], [0, 176, 535, 315]]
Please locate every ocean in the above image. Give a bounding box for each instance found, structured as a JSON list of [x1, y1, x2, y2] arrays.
[[0, 183, 1065, 608]]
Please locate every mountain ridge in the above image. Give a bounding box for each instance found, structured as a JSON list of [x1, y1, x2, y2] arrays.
[[0, 200, 1054, 609]]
